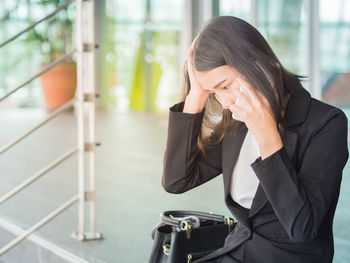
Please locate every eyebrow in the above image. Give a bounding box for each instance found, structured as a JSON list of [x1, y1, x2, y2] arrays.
[[204, 79, 227, 92]]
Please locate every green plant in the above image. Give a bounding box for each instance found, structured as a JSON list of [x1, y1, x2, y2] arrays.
[[32, 0, 74, 63], [1, 0, 74, 63]]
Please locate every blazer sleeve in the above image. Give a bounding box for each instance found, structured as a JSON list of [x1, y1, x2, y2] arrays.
[[250, 108, 349, 243], [162, 101, 223, 194]]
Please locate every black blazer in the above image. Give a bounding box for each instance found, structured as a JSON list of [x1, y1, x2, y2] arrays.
[[162, 86, 349, 263]]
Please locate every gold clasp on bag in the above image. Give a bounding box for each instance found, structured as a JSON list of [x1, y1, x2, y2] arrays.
[[209, 212, 218, 225], [162, 244, 170, 256], [187, 253, 193, 263], [225, 216, 234, 233], [181, 221, 192, 239]]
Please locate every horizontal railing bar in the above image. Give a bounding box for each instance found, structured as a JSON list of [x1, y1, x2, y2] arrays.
[[0, 147, 78, 205], [0, 0, 76, 48], [0, 98, 76, 155], [0, 50, 76, 102], [0, 194, 79, 255]]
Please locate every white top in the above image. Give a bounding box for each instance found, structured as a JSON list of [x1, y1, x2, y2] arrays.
[[230, 130, 260, 209]]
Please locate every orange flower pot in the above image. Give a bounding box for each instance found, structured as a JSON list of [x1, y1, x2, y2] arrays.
[[39, 62, 77, 111]]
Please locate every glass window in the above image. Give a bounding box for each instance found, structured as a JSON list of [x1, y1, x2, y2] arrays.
[[220, 0, 308, 75], [111, 0, 185, 113], [319, 0, 350, 110], [219, 0, 251, 21]]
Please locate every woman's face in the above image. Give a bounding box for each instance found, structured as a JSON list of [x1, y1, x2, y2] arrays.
[[194, 65, 242, 109], [194, 65, 281, 111]]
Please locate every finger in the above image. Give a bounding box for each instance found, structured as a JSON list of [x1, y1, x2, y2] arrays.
[[190, 33, 200, 50], [233, 88, 252, 110], [187, 48, 194, 65], [187, 48, 193, 60], [186, 59, 204, 92], [229, 103, 245, 120], [226, 78, 241, 102], [238, 77, 272, 110], [187, 49, 193, 62], [231, 77, 241, 91], [187, 58, 196, 79], [259, 94, 270, 108], [237, 77, 260, 104], [229, 103, 243, 113], [187, 34, 200, 58]]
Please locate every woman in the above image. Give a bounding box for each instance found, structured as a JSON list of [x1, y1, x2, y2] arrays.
[[162, 16, 349, 263]]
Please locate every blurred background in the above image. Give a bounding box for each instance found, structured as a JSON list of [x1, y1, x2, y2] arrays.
[[0, 0, 349, 262]]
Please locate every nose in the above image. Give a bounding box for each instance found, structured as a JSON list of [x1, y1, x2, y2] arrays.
[[215, 92, 234, 110], [221, 101, 231, 110]]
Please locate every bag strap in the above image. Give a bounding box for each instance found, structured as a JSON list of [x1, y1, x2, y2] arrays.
[[160, 210, 232, 228]]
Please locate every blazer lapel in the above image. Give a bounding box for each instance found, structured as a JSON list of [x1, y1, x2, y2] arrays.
[[222, 124, 250, 225], [222, 124, 248, 198]]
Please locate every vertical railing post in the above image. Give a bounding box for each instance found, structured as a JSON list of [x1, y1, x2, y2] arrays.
[[72, 0, 102, 241], [0, 0, 102, 250], [86, 0, 100, 238], [72, 0, 86, 241]]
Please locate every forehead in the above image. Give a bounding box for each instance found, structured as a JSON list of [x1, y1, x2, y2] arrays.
[[195, 65, 240, 90]]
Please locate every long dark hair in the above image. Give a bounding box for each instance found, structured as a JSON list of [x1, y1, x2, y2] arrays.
[[181, 16, 306, 152]]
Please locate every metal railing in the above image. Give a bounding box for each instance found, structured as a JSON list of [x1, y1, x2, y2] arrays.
[[0, 0, 102, 256]]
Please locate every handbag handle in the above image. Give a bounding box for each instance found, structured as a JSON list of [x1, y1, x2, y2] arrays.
[[160, 210, 233, 228]]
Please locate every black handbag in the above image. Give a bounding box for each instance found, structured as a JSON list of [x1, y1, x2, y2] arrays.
[[149, 210, 236, 263]]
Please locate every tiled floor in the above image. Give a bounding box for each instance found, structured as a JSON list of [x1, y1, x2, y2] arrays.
[[0, 107, 349, 262]]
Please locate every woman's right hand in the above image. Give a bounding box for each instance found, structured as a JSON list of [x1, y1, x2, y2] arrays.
[[183, 35, 210, 114]]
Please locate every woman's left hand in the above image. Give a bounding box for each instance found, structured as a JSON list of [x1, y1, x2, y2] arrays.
[[229, 77, 283, 160]]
